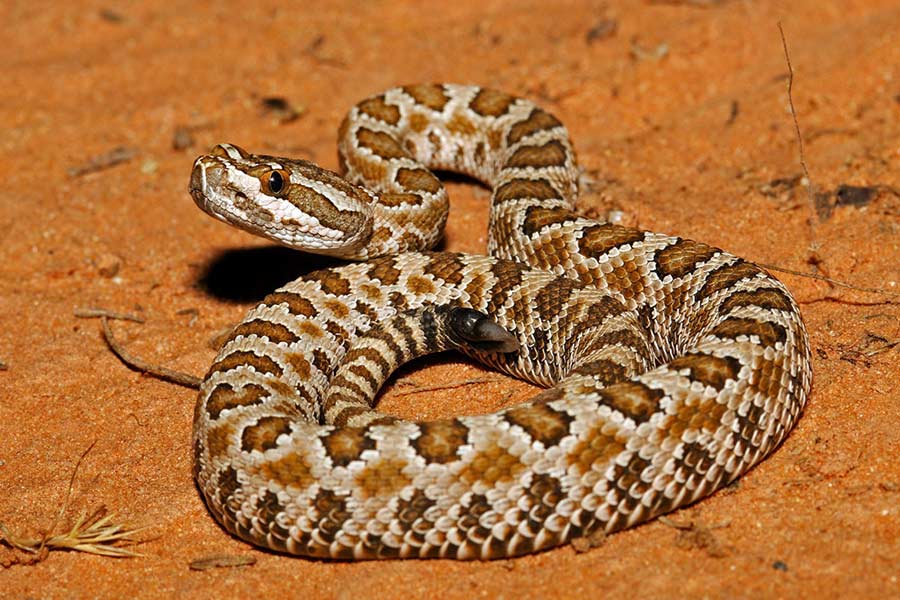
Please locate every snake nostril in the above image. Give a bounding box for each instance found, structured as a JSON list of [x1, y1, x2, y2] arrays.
[[189, 164, 205, 194]]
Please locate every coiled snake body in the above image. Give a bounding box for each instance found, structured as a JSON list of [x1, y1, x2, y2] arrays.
[[189, 84, 811, 560]]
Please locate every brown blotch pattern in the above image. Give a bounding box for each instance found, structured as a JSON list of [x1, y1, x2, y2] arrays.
[[368, 258, 402, 285], [495, 178, 562, 204], [324, 319, 349, 342], [577, 224, 645, 257], [206, 421, 236, 460], [323, 298, 351, 319], [506, 140, 569, 169], [598, 381, 664, 423], [358, 283, 383, 302], [696, 260, 764, 301], [356, 301, 380, 324], [670, 353, 742, 391], [232, 319, 299, 345], [532, 277, 581, 321], [506, 108, 563, 145], [474, 141, 487, 165], [406, 274, 435, 295], [721, 287, 794, 314], [265, 291, 317, 317], [380, 192, 423, 207], [447, 112, 477, 136], [311, 348, 331, 374], [356, 127, 408, 160], [522, 206, 577, 237], [206, 382, 269, 419], [395, 167, 442, 193], [412, 420, 469, 464], [423, 253, 467, 285], [426, 129, 442, 150], [241, 416, 293, 453], [344, 150, 387, 184], [358, 95, 401, 125], [355, 458, 412, 500], [214, 466, 241, 510], [208, 350, 283, 379], [664, 396, 729, 440], [748, 355, 785, 399], [710, 316, 786, 347], [388, 290, 410, 311], [485, 260, 529, 314], [655, 239, 717, 280], [297, 320, 324, 338], [324, 380, 368, 419], [341, 347, 391, 380], [285, 352, 312, 379], [402, 84, 450, 112], [285, 184, 364, 234], [505, 404, 573, 447], [470, 88, 516, 117], [571, 358, 628, 384], [323, 427, 375, 467], [459, 445, 525, 487], [307, 270, 351, 296], [269, 379, 296, 398], [567, 421, 627, 475], [585, 322, 645, 353], [258, 451, 314, 490]]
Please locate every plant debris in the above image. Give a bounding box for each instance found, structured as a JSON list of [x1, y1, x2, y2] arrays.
[[570, 529, 607, 553], [659, 516, 731, 558], [68, 146, 137, 177], [100, 316, 202, 388], [189, 553, 257, 571], [260, 97, 304, 124], [585, 18, 617, 44], [0, 443, 146, 563], [172, 126, 195, 151]]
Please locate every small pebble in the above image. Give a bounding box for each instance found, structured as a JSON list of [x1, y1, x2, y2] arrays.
[[95, 253, 122, 278], [173, 126, 194, 151], [141, 158, 158, 174], [772, 560, 789, 572]]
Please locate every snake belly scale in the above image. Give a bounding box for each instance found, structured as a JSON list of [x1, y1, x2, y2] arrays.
[[189, 84, 811, 560]]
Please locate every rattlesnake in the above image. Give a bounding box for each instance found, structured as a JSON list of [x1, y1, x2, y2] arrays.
[[189, 84, 811, 560]]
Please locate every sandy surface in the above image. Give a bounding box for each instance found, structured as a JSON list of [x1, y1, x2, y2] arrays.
[[2, 0, 899, 597]]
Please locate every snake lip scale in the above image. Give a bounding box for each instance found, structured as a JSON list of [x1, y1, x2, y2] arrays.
[[189, 84, 811, 560]]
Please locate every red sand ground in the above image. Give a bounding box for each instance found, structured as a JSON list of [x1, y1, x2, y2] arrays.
[[2, 1, 898, 597]]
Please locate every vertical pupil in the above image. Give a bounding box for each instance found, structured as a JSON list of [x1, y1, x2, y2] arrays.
[[269, 172, 283, 192]]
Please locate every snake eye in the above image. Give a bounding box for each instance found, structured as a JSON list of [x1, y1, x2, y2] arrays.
[[262, 169, 289, 196]]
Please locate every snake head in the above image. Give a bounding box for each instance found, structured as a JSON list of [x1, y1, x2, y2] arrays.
[[189, 144, 374, 256]]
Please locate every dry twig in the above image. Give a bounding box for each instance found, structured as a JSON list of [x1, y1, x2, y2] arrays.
[[100, 317, 202, 389], [392, 376, 504, 396], [74, 307, 145, 323], [778, 22, 817, 232], [189, 553, 257, 571], [757, 263, 900, 298], [67, 146, 137, 177]]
